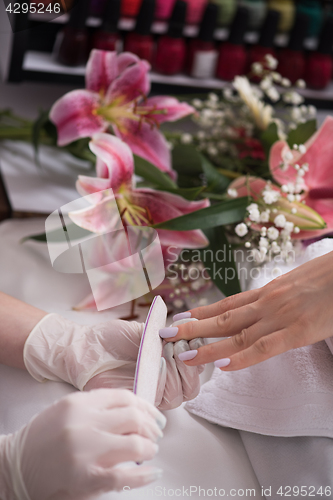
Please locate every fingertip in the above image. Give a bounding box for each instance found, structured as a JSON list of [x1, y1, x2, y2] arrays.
[[159, 327, 178, 339], [173, 311, 191, 322], [214, 358, 231, 369]]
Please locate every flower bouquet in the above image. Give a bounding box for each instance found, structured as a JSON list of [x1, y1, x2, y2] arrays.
[[1, 51, 331, 315]]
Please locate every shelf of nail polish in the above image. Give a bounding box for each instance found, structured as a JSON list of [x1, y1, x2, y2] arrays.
[[21, 49, 333, 101]]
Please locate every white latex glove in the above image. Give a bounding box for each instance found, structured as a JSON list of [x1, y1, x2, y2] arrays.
[[0, 389, 165, 500], [24, 314, 204, 410]]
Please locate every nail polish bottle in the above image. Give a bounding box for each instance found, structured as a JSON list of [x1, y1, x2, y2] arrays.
[[247, 10, 280, 72], [156, 0, 176, 19], [184, 0, 208, 25], [211, 0, 237, 26], [124, 0, 156, 63], [155, 0, 187, 75], [238, 0, 267, 30], [186, 3, 218, 78], [277, 12, 309, 84], [297, 0, 323, 37], [56, 0, 90, 66], [268, 0, 295, 32], [216, 7, 249, 81], [305, 16, 333, 89], [121, 0, 143, 17], [91, 0, 121, 52]]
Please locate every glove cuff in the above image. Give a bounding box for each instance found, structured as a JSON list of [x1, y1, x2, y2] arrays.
[[0, 430, 31, 500]]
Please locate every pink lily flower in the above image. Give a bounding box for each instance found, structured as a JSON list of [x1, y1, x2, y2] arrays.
[[269, 116, 333, 239], [69, 133, 210, 251], [49, 50, 194, 177]]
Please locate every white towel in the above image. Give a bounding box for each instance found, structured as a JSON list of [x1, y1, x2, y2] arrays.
[[186, 238, 333, 438]]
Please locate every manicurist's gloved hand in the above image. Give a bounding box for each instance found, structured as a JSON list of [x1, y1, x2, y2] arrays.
[[0, 389, 165, 500], [23, 313, 204, 410]]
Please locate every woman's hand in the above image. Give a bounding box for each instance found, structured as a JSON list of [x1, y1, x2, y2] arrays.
[[23, 313, 203, 410], [159, 251, 333, 371], [0, 389, 165, 500]]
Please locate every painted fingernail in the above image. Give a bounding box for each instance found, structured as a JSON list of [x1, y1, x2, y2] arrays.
[[154, 412, 167, 430], [159, 327, 178, 339], [147, 468, 163, 482], [214, 358, 231, 368], [173, 311, 191, 322], [178, 350, 198, 362]]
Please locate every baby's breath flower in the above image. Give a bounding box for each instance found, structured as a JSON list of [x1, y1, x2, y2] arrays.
[[298, 144, 306, 154], [274, 214, 286, 228], [291, 207, 297, 214], [260, 211, 270, 223], [294, 226, 300, 234], [267, 227, 279, 240], [252, 62, 263, 75], [266, 87, 280, 102], [281, 78, 291, 87], [181, 133, 193, 144], [192, 98, 203, 108], [235, 223, 248, 237], [245, 241, 251, 248], [207, 145, 218, 156], [284, 221, 294, 233], [296, 79, 306, 89], [265, 54, 278, 70], [263, 188, 280, 205], [227, 188, 238, 198]]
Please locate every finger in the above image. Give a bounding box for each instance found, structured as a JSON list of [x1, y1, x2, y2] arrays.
[[91, 465, 163, 492], [97, 406, 163, 442], [215, 329, 290, 371], [155, 357, 167, 407], [173, 340, 201, 401], [82, 389, 166, 429], [158, 343, 183, 410], [189, 338, 206, 374], [98, 434, 159, 467], [84, 365, 135, 392], [188, 289, 260, 320], [161, 303, 259, 342], [177, 320, 272, 366]]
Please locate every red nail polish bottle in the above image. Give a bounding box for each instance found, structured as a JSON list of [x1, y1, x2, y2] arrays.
[[91, 0, 122, 52], [124, 0, 156, 63], [247, 9, 280, 73], [305, 16, 333, 89], [154, 0, 187, 75], [277, 13, 309, 84], [56, 0, 90, 66], [186, 3, 218, 78], [216, 7, 249, 81]]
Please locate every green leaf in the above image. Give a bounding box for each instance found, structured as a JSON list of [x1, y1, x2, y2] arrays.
[[260, 122, 280, 158], [157, 186, 205, 200], [201, 154, 230, 193], [171, 144, 203, 176], [64, 138, 96, 164], [32, 110, 50, 165], [153, 197, 248, 231], [21, 224, 93, 243], [134, 155, 177, 190], [287, 119, 317, 148], [200, 226, 241, 297]]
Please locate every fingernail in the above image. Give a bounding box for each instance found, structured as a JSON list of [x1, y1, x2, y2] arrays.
[[159, 327, 178, 339], [154, 412, 167, 430], [214, 358, 231, 368], [148, 468, 163, 482], [173, 311, 191, 322], [178, 350, 198, 362]]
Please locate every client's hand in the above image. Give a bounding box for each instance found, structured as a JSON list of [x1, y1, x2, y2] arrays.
[[0, 389, 165, 500], [159, 251, 333, 371], [23, 314, 203, 410]]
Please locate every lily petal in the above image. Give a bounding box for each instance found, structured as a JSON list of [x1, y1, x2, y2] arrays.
[[114, 120, 174, 177], [139, 188, 210, 214], [69, 193, 123, 234], [76, 176, 111, 196], [50, 90, 106, 146], [106, 60, 151, 105], [117, 52, 140, 73], [297, 198, 333, 239], [145, 96, 195, 124], [85, 50, 119, 94], [89, 133, 134, 190], [229, 176, 268, 199], [129, 189, 209, 248]]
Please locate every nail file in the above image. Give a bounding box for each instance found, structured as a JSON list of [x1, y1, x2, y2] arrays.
[[133, 295, 166, 404]]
